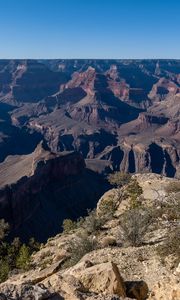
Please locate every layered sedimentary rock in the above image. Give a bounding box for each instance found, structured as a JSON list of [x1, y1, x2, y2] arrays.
[[0, 143, 108, 241], [0, 59, 179, 177]]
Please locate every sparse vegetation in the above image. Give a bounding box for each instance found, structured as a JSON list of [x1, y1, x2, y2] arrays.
[[0, 259, 9, 283], [0, 219, 40, 283], [119, 208, 153, 247], [165, 181, 180, 194], [62, 209, 108, 236], [16, 244, 31, 271], [64, 231, 97, 267], [155, 198, 180, 221], [108, 172, 143, 209], [156, 226, 180, 266], [80, 209, 107, 234], [153, 182, 180, 221], [98, 194, 117, 218], [0, 219, 9, 240], [126, 179, 143, 209], [62, 219, 77, 233], [155, 182, 180, 266], [108, 172, 131, 189], [40, 257, 53, 269]]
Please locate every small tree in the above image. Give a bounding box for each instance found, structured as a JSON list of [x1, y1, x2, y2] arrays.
[[16, 244, 31, 271], [126, 179, 143, 209]]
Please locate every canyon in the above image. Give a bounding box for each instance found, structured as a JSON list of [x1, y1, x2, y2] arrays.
[[0, 60, 179, 299], [0, 59, 179, 177]]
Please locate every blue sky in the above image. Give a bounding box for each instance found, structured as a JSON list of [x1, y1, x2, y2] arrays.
[[0, 0, 179, 59]]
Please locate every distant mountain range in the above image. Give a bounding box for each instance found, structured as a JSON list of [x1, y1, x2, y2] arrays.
[[0, 59, 180, 177]]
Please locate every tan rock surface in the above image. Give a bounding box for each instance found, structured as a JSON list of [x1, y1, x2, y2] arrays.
[[148, 276, 180, 300], [66, 262, 126, 297], [0, 173, 179, 300]]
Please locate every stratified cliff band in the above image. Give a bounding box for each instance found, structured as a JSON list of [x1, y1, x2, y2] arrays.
[[0, 59, 179, 177], [0, 143, 108, 241]]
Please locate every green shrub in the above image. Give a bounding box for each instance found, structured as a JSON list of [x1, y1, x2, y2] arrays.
[[98, 195, 117, 218], [16, 244, 31, 271], [108, 173, 143, 209], [126, 179, 143, 209], [62, 219, 77, 233], [0, 218, 39, 282], [0, 259, 9, 283]]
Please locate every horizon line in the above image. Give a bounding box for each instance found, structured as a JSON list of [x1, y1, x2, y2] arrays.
[[0, 58, 180, 60]]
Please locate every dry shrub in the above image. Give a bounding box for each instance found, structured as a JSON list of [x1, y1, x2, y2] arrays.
[[119, 208, 153, 247], [65, 231, 97, 267], [156, 226, 180, 266]]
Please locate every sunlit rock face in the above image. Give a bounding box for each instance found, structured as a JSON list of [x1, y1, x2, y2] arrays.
[[0, 59, 179, 177]]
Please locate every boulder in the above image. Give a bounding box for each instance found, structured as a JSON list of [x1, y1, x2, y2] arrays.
[[43, 273, 86, 300], [101, 236, 117, 248], [70, 262, 126, 297]]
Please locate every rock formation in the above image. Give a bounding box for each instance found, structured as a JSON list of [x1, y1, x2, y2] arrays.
[[0, 143, 108, 242], [0, 173, 179, 300], [0, 59, 179, 177]]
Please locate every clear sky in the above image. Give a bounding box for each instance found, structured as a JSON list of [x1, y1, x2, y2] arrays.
[[0, 0, 179, 59]]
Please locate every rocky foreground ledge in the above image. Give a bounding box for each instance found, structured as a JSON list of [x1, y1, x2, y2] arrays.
[[0, 173, 179, 299]]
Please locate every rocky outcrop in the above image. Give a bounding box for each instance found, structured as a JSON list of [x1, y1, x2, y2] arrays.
[[0, 173, 179, 299], [97, 173, 179, 217], [148, 78, 179, 102], [0, 143, 108, 242], [66, 262, 126, 297], [0, 260, 148, 300], [148, 277, 180, 300]]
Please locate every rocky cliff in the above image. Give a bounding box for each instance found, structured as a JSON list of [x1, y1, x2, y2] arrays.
[[0, 143, 108, 242], [0, 173, 179, 300], [0, 59, 180, 177]]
